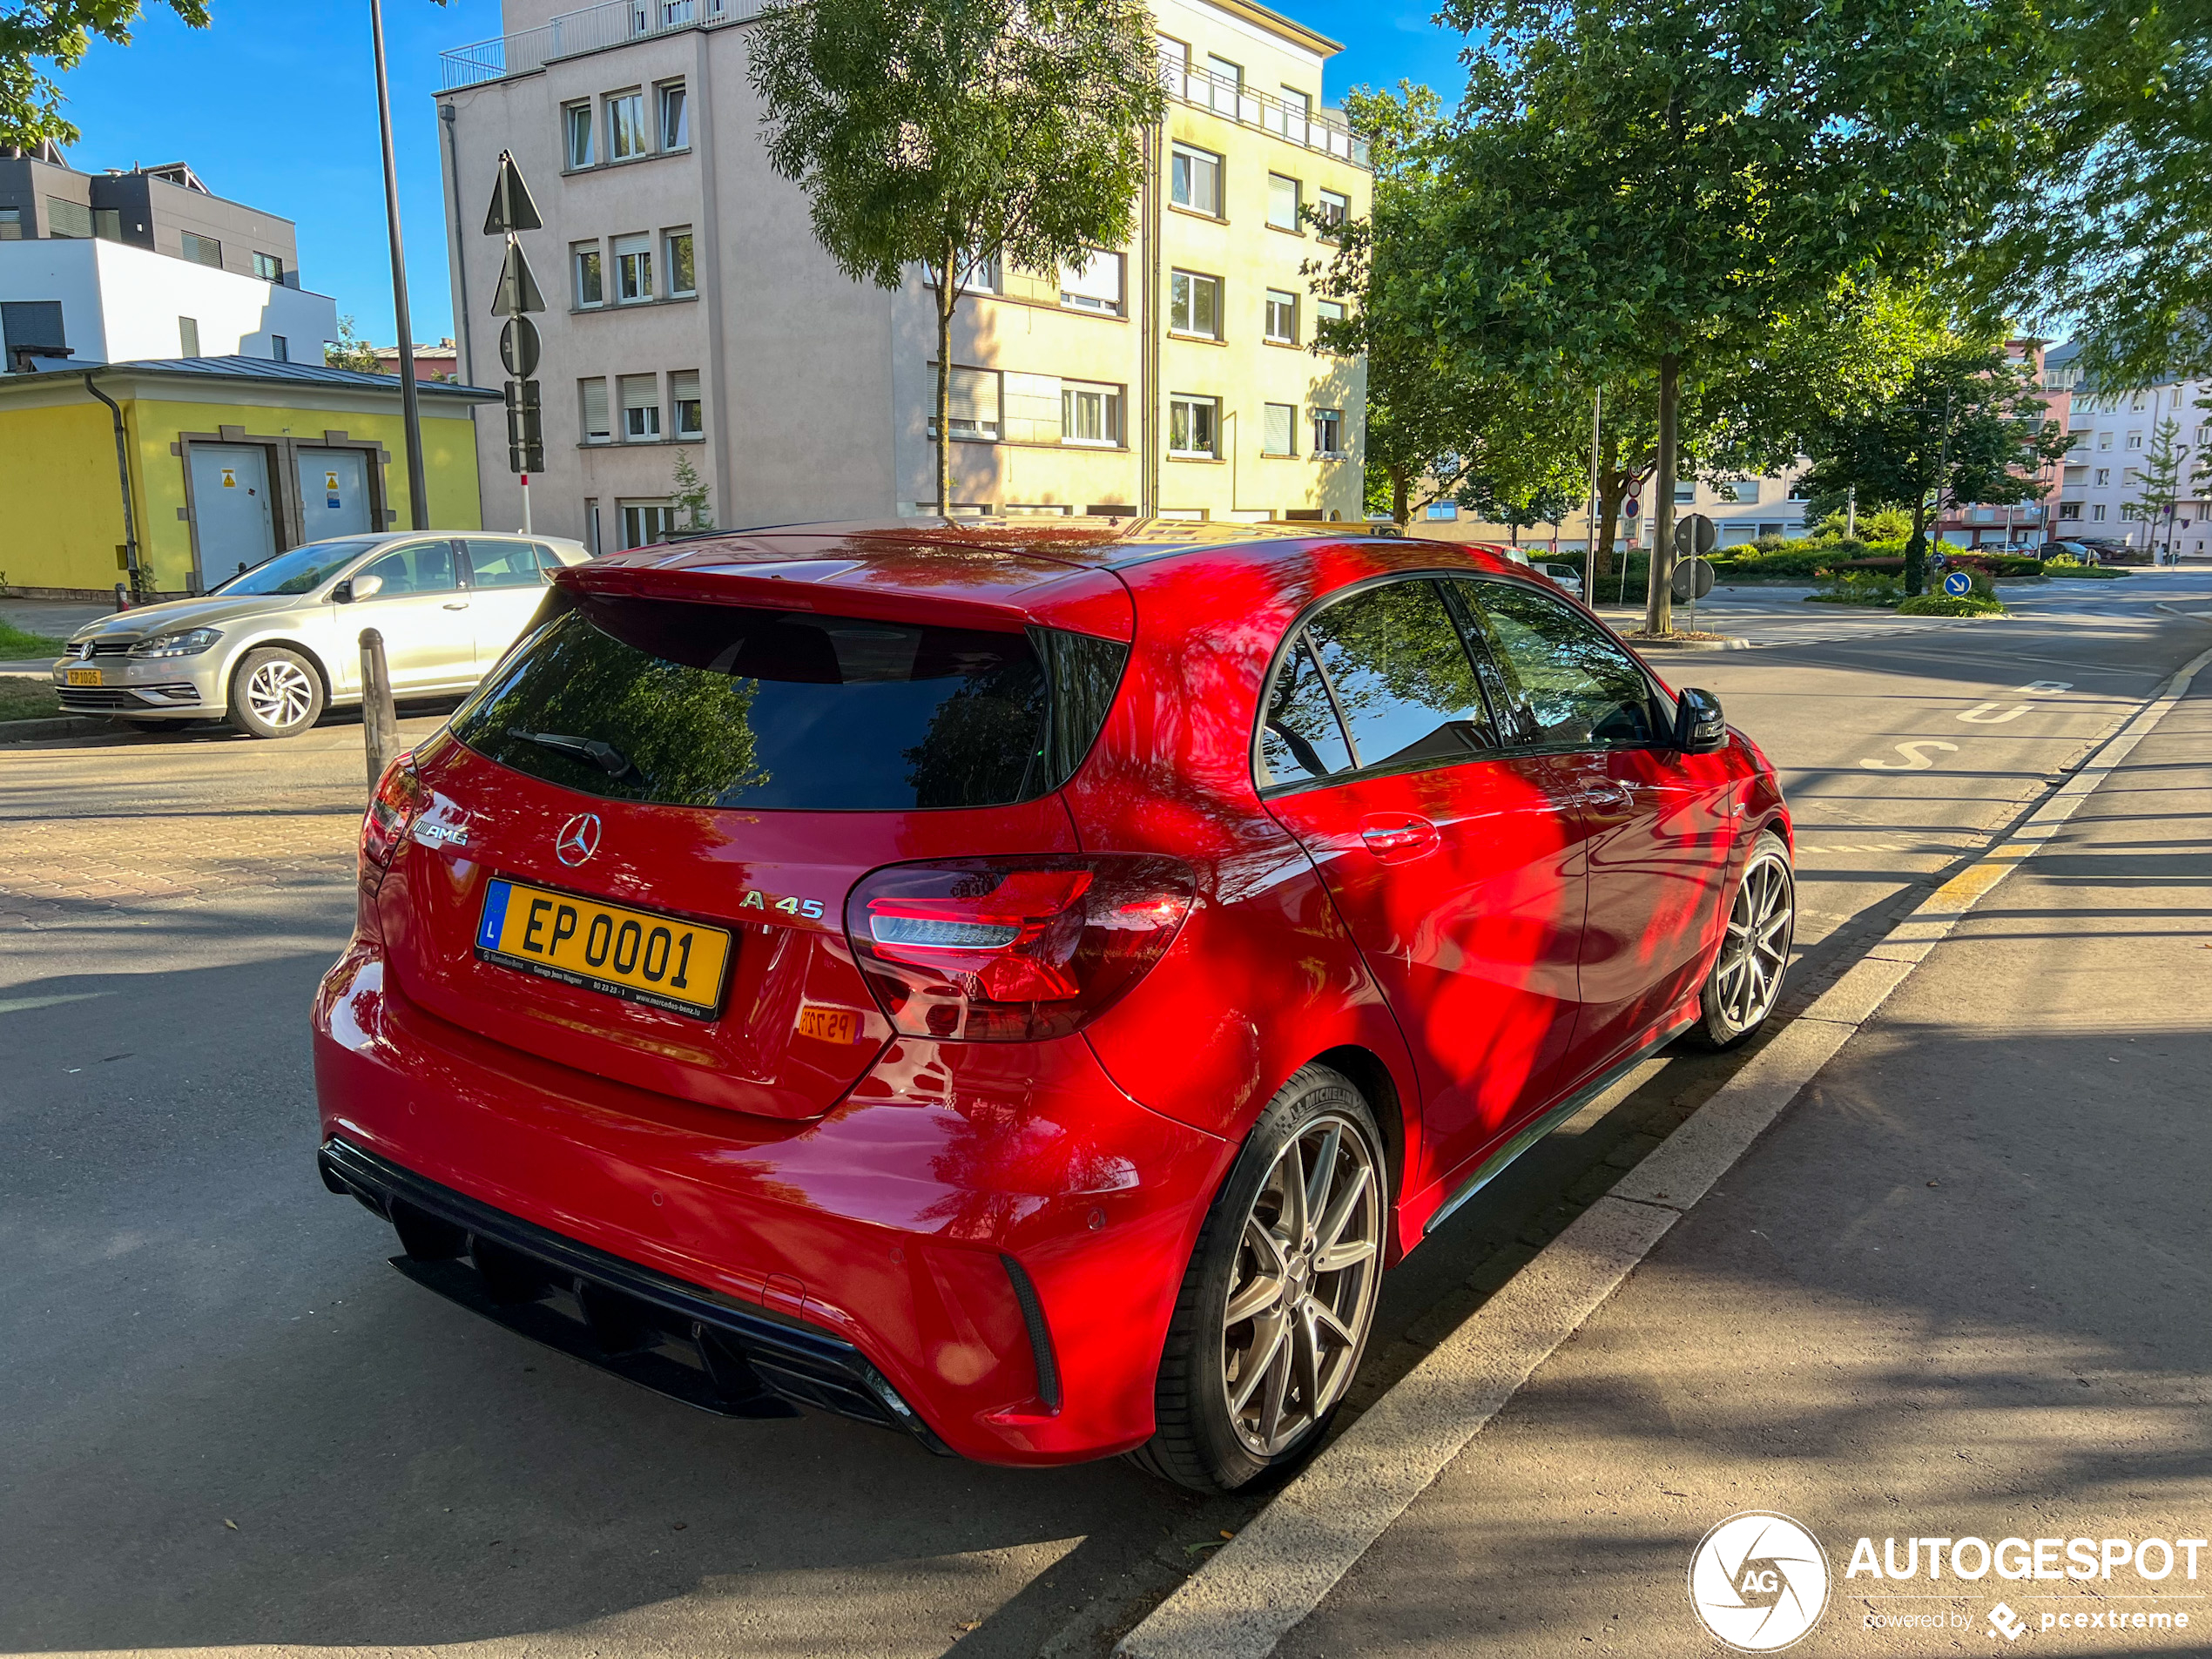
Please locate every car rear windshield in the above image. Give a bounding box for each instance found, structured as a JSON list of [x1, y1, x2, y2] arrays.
[[452, 590, 1127, 812]]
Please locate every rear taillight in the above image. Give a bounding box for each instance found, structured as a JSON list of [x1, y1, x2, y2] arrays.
[[846, 855, 1196, 1041], [360, 752, 422, 887]]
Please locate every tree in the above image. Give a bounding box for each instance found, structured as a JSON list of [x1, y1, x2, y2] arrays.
[[671, 447, 715, 534], [1799, 341, 2074, 594], [324, 314, 381, 374], [2, 2, 209, 147], [2134, 415, 2184, 557], [1423, 0, 2047, 634], [749, 0, 1161, 518]]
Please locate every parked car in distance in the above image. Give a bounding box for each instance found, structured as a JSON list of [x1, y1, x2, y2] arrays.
[[1540, 562, 1585, 599], [314, 520, 1794, 1493], [54, 532, 590, 737]]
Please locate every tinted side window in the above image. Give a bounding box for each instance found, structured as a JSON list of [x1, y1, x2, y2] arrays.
[[1468, 581, 1658, 747], [1303, 579, 1499, 772], [1258, 635, 1353, 785]]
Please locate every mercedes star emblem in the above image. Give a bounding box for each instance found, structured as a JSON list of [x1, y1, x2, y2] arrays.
[[555, 813, 602, 867]]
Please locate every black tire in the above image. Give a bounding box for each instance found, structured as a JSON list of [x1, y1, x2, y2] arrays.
[[1130, 1063, 1388, 1494], [1681, 831, 1795, 1051], [226, 647, 325, 738]]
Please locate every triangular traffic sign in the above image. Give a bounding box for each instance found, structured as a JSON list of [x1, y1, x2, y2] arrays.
[[490, 239, 547, 314], [482, 151, 543, 237]]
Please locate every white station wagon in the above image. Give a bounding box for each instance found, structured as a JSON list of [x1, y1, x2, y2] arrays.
[[54, 532, 590, 738]]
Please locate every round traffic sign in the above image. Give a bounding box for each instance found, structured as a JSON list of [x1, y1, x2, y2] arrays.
[[1943, 570, 1973, 597], [1674, 513, 1717, 557], [500, 315, 541, 380], [1670, 556, 1716, 602], [1622, 496, 1641, 517]]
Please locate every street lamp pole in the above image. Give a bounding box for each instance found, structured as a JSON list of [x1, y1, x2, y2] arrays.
[[370, 0, 430, 531]]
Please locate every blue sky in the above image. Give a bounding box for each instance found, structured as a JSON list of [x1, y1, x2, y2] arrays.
[[56, 0, 1467, 348]]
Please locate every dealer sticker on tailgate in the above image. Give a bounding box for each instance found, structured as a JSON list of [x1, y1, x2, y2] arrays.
[[475, 877, 732, 1019]]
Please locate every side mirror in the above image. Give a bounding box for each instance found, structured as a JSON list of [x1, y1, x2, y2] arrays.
[[337, 574, 384, 604], [1673, 687, 1728, 753]]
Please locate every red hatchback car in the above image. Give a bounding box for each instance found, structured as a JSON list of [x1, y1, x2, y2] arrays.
[[314, 521, 1792, 1492]]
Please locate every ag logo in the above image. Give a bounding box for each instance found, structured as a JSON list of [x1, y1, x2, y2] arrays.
[[1688, 1511, 1830, 1651]]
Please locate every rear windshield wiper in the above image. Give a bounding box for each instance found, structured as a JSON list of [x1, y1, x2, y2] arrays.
[[507, 728, 637, 779]]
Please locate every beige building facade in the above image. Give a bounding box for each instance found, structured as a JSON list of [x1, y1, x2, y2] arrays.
[[435, 0, 1369, 548]]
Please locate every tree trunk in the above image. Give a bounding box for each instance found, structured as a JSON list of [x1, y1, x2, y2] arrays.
[[935, 244, 957, 521], [1645, 352, 1681, 636], [1391, 465, 1410, 526], [1905, 497, 1929, 597]]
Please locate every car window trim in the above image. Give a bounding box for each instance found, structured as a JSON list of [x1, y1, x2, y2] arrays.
[[1250, 569, 1521, 798], [1450, 573, 1675, 755]]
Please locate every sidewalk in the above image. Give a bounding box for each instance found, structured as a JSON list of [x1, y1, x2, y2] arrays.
[[1276, 678, 2212, 1655]]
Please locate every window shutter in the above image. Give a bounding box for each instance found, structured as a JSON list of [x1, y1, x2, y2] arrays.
[[1264, 403, 1294, 455], [670, 370, 700, 404], [581, 377, 610, 442], [948, 367, 1001, 438], [619, 374, 658, 413], [1061, 252, 1123, 310]]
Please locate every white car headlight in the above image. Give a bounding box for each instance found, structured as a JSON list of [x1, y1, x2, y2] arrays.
[[128, 626, 223, 658]]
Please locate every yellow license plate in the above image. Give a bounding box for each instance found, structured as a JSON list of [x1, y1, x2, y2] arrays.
[[797, 1004, 861, 1044], [66, 667, 102, 686], [475, 878, 733, 1019]]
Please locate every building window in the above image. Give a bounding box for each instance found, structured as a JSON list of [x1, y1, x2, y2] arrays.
[[564, 104, 595, 168], [2058, 502, 2082, 520], [620, 374, 662, 441], [180, 229, 222, 266], [0, 208, 20, 239], [1262, 401, 1296, 455], [1316, 189, 1349, 240], [622, 501, 676, 549], [1169, 395, 1219, 458], [1279, 85, 1312, 138], [1060, 250, 1123, 314], [178, 316, 200, 356], [2126, 431, 2143, 449], [1267, 173, 1301, 232], [1061, 381, 1122, 446], [658, 81, 689, 150], [1426, 502, 1459, 521], [608, 91, 648, 161], [573, 242, 604, 307], [271, 335, 289, 362], [2130, 391, 2146, 409], [927, 366, 1001, 442], [1725, 479, 1760, 503], [252, 251, 285, 283], [2094, 468, 2109, 487], [1787, 480, 1812, 501], [1170, 270, 1221, 338], [672, 369, 703, 439], [2098, 432, 2112, 449], [1264, 288, 1298, 345], [927, 250, 1001, 294], [2093, 503, 2107, 521], [1314, 297, 1346, 349], [1674, 481, 1697, 503], [1204, 54, 1243, 116], [47, 197, 93, 239], [664, 228, 696, 296], [1312, 406, 1344, 456], [1170, 143, 1221, 217], [614, 233, 653, 302], [580, 377, 612, 444]]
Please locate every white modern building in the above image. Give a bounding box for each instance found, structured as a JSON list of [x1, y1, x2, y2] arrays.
[[2044, 341, 2210, 557]]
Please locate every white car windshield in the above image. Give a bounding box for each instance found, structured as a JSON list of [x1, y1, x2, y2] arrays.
[[213, 539, 387, 597]]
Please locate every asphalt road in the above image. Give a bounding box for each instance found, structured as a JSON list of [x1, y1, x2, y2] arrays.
[[3, 572, 2209, 1658]]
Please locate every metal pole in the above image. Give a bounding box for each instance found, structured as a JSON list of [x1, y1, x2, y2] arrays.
[[83, 374, 143, 598], [521, 472, 533, 534], [1845, 484, 1857, 540], [1584, 384, 1602, 601], [371, 0, 430, 531], [361, 627, 398, 791]]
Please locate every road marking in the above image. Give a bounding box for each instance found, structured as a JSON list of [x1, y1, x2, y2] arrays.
[[1860, 739, 1959, 771], [1116, 643, 2212, 1659], [0, 991, 110, 1016], [1957, 678, 2073, 725]]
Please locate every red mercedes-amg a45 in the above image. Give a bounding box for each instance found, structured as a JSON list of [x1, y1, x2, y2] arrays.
[[314, 520, 1792, 1492]]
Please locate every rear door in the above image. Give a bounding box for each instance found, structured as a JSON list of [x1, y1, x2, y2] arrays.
[[348, 538, 477, 692], [1465, 579, 1739, 1069], [458, 537, 555, 669], [1257, 576, 1591, 1197]]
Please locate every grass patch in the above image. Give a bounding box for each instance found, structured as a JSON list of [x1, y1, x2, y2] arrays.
[[1804, 592, 1897, 606], [0, 675, 63, 723], [2041, 563, 2127, 579], [1897, 592, 2006, 617], [0, 619, 69, 658]]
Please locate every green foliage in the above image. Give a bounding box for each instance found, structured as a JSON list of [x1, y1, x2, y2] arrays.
[[748, 0, 1161, 516], [2135, 416, 2185, 535], [1898, 591, 2007, 616], [1812, 570, 1904, 605], [0, 619, 68, 657], [323, 315, 383, 374], [2040, 561, 2126, 578], [0, 675, 62, 722], [671, 448, 714, 533], [1, 2, 209, 146]]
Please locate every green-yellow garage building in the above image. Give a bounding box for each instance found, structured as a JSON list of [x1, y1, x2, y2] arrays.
[[0, 355, 496, 599]]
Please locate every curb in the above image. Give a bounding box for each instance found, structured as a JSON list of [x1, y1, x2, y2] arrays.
[[1114, 644, 2212, 1659], [0, 714, 106, 744]]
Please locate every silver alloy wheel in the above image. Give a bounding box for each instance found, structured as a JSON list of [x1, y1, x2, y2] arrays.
[[1221, 1111, 1382, 1457], [246, 658, 317, 731], [1714, 845, 1794, 1032]]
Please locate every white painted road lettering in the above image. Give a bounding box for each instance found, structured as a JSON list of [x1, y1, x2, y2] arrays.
[[1862, 740, 1961, 772], [1957, 679, 2074, 725]]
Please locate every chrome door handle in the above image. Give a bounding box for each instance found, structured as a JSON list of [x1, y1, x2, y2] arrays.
[[1360, 814, 1440, 860]]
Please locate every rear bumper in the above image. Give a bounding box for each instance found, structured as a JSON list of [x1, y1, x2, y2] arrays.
[[312, 938, 1230, 1465], [319, 1136, 949, 1451]]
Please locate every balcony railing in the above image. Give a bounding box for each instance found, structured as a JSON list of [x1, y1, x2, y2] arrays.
[[441, 0, 760, 89], [1160, 64, 1369, 169]]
